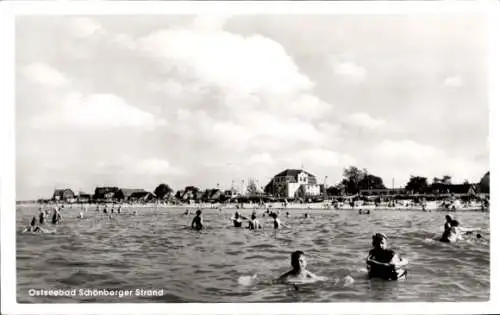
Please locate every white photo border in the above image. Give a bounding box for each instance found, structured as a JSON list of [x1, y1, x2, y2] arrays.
[[1, 1, 499, 314]]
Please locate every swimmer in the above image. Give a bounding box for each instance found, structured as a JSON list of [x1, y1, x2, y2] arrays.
[[366, 233, 408, 280], [248, 213, 262, 230], [270, 212, 289, 229], [440, 215, 460, 243], [286, 211, 290, 217], [278, 251, 321, 282], [232, 211, 248, 228], [191, 209, 204, 230], [23, 216, 43, 233], [304, 213, 309, 219], [77, 211, 84, 219], [184, 209, 190, 215], [38, 210, 45, 225]]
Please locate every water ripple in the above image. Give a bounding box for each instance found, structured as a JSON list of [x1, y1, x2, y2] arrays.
[[17, 206, 489, 302]]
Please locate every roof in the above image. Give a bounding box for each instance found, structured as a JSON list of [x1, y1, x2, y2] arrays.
[[274, 169, 316, 178], [119, 188, 146, 197], [53, 189, 74, 196]]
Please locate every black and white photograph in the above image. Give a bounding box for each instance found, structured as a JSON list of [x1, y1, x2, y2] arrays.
[[1, 1, 498, 314]]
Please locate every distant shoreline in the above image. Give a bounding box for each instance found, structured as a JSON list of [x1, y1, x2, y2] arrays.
[[14, 202, 487, 212]]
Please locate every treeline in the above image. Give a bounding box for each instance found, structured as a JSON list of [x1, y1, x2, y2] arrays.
[[325, 166, 490, 196]]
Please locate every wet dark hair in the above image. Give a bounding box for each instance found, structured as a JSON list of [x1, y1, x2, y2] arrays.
[[372, 233, 388, 247], [291, 250, 305, 269], [196, 209, 202, 216], [445, 215, 452, 221]]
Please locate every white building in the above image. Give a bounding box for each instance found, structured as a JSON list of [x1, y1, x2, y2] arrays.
[[268, 169, 322, 198]]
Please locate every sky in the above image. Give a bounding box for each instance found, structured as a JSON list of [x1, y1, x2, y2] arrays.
[[15, 14, 489, 200]]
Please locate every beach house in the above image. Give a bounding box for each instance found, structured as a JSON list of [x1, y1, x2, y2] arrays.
[[266, 169, 321, 199], [52, 188, 76, 203]]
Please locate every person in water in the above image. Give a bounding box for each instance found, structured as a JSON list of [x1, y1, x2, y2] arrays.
[[366, 233, 408, 280], [23, 216, 43, 233], [248, 213, 262, 230], [191, 209, 204, 230], [270, 212, 289, 229], [51, 208, 62, 224], [440, 215, 460, 243], [233, 211, 248, 228], [278, 251, 320, 282], [39, 209, 45, 224], [440, 215, 480, 243]]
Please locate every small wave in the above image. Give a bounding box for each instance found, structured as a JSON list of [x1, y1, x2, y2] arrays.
[[238, 274, 258, 286]]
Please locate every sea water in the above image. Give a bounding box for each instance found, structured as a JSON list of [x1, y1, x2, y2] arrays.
[[16, 205, 489, 302]]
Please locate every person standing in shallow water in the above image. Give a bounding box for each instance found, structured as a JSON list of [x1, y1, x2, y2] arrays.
[[366, 233, 408, 280], [248, 213, 262, 230], [191, 209, 204, 230]]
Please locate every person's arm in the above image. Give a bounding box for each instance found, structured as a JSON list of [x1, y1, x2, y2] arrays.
[[191, 218, 196, 228]]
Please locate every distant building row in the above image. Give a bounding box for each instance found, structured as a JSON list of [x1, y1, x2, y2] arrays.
[[47, 168, 484, 203]]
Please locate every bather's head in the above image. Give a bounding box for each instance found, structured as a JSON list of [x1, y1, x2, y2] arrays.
[[291, 250, 307, 271], [372, 233, 388, 249]]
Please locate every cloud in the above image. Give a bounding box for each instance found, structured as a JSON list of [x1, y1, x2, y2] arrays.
[[191, 15, 230, 32], [22, 62, 70, 88], [32, 93, 166, 129], [443, 75, 463, 87], [373, 139, 485, 183], [376, 140, 438, 159], [137, 29, 313, 95], [136, 158, 183, 175], [246, 153, 273, 165], [333, 61, 367, 82], [68, 17, 105, 38], [345, 112, 385, 129]]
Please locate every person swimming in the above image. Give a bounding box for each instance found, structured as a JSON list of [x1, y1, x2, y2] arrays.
[[191, 209, 204, 230], [184, 209, 190, 215], [366, 233, 408, 280], [440, 215, 480, 243], [23, 216, 43, 233], [278, 251, 321, 282], [248, 213, 262, 230], [77, 211, 84, 219]]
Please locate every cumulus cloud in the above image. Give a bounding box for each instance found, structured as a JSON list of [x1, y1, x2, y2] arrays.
[[68, 17, 105, 38], [246, 153, 274, 165], [22, 62, 70, 88], [333, 61, 367, 82], [136, 158, 183, 175], [32, 93, 166, 129], [376, 139, 438, 159], [137, 29, 313, 95], [345, 112, 385, 129], [374, 139, 485, 183], [443, 75, 463, 87]]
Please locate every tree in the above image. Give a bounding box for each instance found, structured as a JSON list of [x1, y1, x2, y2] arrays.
[[359, 174, 386, 190], [340, 166, 385, 194], [479, 171, 490, 193], [342, 166, 365, 194], [442, 175, 452, 185], [326, 186, 341, 196], [154, 183, 173, 200], [247, 180, 258, 195], [405, 176, 429, 194]]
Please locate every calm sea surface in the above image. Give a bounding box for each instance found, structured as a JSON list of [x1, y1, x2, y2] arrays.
[[16, 205, 489, 303]]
